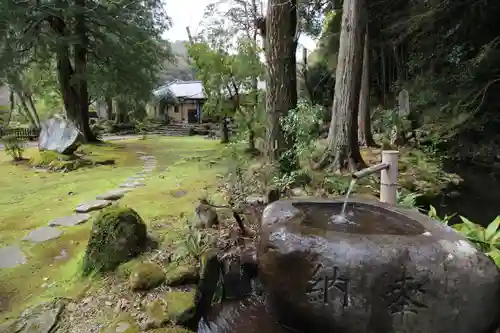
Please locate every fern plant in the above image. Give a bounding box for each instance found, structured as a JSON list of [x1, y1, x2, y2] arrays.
[[1, 135, 25, 161]]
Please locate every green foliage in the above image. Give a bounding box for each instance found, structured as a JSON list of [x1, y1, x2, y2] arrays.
[[173, 226, 213, 261], [1, 135, 24, 161], [454, 216, 500, 266], [427, 205, 500, 266], [280, 100, 323, 167], [396, 191, 421, 208]]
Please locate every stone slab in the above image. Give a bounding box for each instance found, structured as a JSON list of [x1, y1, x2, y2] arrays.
[[0, 246, 27, 268], [127, 177, 145, 181], [120, 182, 145, 188], [172, 190, 187, 198], [75, 200, 111, 213], [96, 189, 129, 200], [48, 214, 91, 227], [23, 227, 62, 243]]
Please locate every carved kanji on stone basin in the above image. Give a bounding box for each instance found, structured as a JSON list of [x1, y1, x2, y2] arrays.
[[258, 198, 500, 333]]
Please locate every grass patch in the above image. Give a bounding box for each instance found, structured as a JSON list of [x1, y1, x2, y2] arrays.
[[0, 136, 228, 321]]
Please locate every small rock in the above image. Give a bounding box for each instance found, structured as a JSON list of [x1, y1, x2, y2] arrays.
[[165, 264, 199, 286], [129, 262, 165, 291], [23, 227, 62, 243], [96, 189, 129, 201], [75, 200, 111, 213], [12, 301, 64, 333], [48, 214, 91, 227], [245, 196, 266, 205], [290, 187, 308, 197], [53, 249, 68, 260], [0, 246, 26, 268]]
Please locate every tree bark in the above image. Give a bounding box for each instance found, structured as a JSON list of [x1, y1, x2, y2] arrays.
[[105, 96, 113, 120], [74, 0, 95, 142], [265, 0, 299, 173], [16, 92, 37, 127], [314, 0, 367, 172], [221, 118, 229, 143], [25, 94, 41, 128], [358, 27, 376, 147]]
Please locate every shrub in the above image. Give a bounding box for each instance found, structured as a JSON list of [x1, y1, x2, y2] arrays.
[[1, 135, 25, 161]]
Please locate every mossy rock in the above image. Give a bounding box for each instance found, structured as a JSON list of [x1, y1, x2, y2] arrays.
[[165, 263, 199, 287], [146, 299, 168, 328], [129, 262, 165, 290], [162, 290, 196, 323], [82, 206, 148, 276], [101, 313, 140, 333], [30, 150, 92, 171]]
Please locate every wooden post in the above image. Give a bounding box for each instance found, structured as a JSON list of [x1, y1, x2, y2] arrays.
[[380, 150, 398, 205]]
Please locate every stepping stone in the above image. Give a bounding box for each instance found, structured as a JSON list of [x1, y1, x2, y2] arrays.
[[0, 246, 27, 268], [49, 214, 91, 227], [140, 155, 154, 161], [120, 182, 145, 188], [75, 200, 111, 213], [23, 227, 62, 243], [172, 190, 187, 198], [128, 176, 145, 181], [96, 189, 129, 200]]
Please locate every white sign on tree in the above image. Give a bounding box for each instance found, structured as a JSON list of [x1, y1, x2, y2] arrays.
[[0, 85, 11, 126]]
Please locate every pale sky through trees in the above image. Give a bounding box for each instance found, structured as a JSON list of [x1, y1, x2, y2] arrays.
[[162, 0, 317, 53]]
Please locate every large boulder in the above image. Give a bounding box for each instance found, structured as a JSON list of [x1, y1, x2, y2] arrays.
[[82, 206, 148, 275], [38, 117, 82, 155], [258, 198, 500, 333]]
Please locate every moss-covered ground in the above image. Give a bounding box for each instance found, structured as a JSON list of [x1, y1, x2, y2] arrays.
[[0, 136, 228, 322]]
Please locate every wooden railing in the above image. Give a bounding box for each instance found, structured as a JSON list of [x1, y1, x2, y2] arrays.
[[0, 127, 40, 141]]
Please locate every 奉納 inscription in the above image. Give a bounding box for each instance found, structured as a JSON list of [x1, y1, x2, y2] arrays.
[[383, 268, 428, 319], [306, 263, 349, 307]]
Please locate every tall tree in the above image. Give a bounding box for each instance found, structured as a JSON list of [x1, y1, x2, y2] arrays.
[[357, 28, 376, 147], [265, 0, 299, 172], [315, 0, 367, 171]]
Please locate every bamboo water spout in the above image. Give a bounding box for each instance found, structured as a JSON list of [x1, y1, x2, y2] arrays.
[[351, 150, 399, 205]]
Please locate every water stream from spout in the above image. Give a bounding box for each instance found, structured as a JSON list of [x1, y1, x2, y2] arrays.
[[341, 179, 357, 216]]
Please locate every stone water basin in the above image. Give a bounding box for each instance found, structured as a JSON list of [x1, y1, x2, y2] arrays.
[[256, 198, 500, 333]]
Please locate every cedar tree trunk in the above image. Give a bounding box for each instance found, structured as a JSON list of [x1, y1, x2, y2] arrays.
[[315, 0, 367, 172]]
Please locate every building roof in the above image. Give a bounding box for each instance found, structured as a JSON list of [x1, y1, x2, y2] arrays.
[[153, 80, 204, 100], [152, 79, 267, 101]]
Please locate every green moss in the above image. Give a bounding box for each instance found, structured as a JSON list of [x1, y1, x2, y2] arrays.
[[82, 206, 148, 276], [0, 137, 228, 320], [165, 263, 199, 286], [30, 150, 72, 165], [116, 258, 142, 279], [162, 290, 195, 322], [101, 313, 140, 333], [30, 150, 93, 171], [129, 262, 165, 290], [146, 299, 168, 327]]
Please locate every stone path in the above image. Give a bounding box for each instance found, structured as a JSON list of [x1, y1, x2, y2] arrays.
[[0, 151, 158, 270]]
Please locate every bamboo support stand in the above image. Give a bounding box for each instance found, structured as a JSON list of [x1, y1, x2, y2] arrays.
[[351, 150, 399, 205]]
